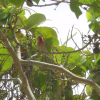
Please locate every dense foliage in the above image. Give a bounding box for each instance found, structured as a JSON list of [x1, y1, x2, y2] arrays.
[[0, 0, 100, 100]]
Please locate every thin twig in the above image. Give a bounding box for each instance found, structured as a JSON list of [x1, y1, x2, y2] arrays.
[[71, 25, 93, 56]]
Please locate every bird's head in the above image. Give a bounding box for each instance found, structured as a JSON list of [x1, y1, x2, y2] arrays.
[[37, 35, 44, 46]]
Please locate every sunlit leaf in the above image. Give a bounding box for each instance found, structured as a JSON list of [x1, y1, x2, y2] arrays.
[[82, 50, 92, 54], [24, 13, 46, 28], [3, 7, 12, 14], [33, 27, 57, 38], [18, 10, 25, 16], [86, 11, 93, 22]]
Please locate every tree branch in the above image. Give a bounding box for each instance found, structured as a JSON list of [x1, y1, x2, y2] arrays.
[[31, 1, 100, 9], [20, 59, 100, 95], [0, 78, 21, 83], [0, 30, 36, 100]]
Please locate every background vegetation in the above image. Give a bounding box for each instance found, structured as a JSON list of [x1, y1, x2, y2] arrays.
[[0, 0, 100, 100]]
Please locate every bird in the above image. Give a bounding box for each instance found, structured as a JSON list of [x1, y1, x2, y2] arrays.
[[36, 35, 47, 55], [29, 35, 47, 60], [36, 35, 50, 62]]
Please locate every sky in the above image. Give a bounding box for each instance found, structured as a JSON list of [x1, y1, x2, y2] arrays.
[[24, 0, 91, 97], [24, 0, 91, 48]]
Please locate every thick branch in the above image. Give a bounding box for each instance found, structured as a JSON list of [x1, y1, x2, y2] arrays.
[[0, 30, 36, 100], [20, 59, 100, 95]]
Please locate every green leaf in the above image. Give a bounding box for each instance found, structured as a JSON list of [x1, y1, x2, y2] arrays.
[[73, 95, 86, 100], [53, 46, 68, 63], [34, 72, 46, 87], [82, 50, 92, 54], [46, 37, 59, 52], [33, 27, 57, 38], [9, 7, 16, 14], [0, 44, 12, 74], [18, 10, 25, 16], [89, 20, 100, 34], [0, 7, 16, 24], [86, 2, 100, 21], [9, 0, 24, 7], [92, 89, 100, 99], [12, 72, 18, 78], [70, 0, 82, 19], [8, 30, 13, 38], [54, 53, 63, 64], [78, 55, 86, 64], [86, 7, 96, 22], [0, 10, 8, 20], [3, 7, 12, 14], [8, 7, 17, 23], [68, 52, 80, 64], [33, 0, 40, 4], [54, 46, 79, 64], [46, 37, 59, 46], [80, 65, 87, 72], [96, 54, 100, 63], [86, 11, 93, 22], [1, 56, 12, 72], [0, 0, 4, 6], [58, 46, 79, 64], [92, 4, 100, 19], [0, 17, 7, 24], [68, 65, 75, 69], [16, 16, 26, 27], [92, 95, 100, 100], [41, 84, 47, 91], [78, 0, 94, 4], [0, 0, 9, 7], [82, 55, 93, 71], [71, 67, 83, 77], [24, 13, 46, 29]]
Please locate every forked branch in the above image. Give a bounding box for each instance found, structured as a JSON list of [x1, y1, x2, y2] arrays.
[[0, 30, 36, 100], [20, 59, 100, 95]]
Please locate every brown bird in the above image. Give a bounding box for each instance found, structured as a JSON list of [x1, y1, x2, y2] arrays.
[[36, 35, 47, 55], [36, 35, 49, 62], [36, 35, 55, 63], [29, 35, 47, 60]]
